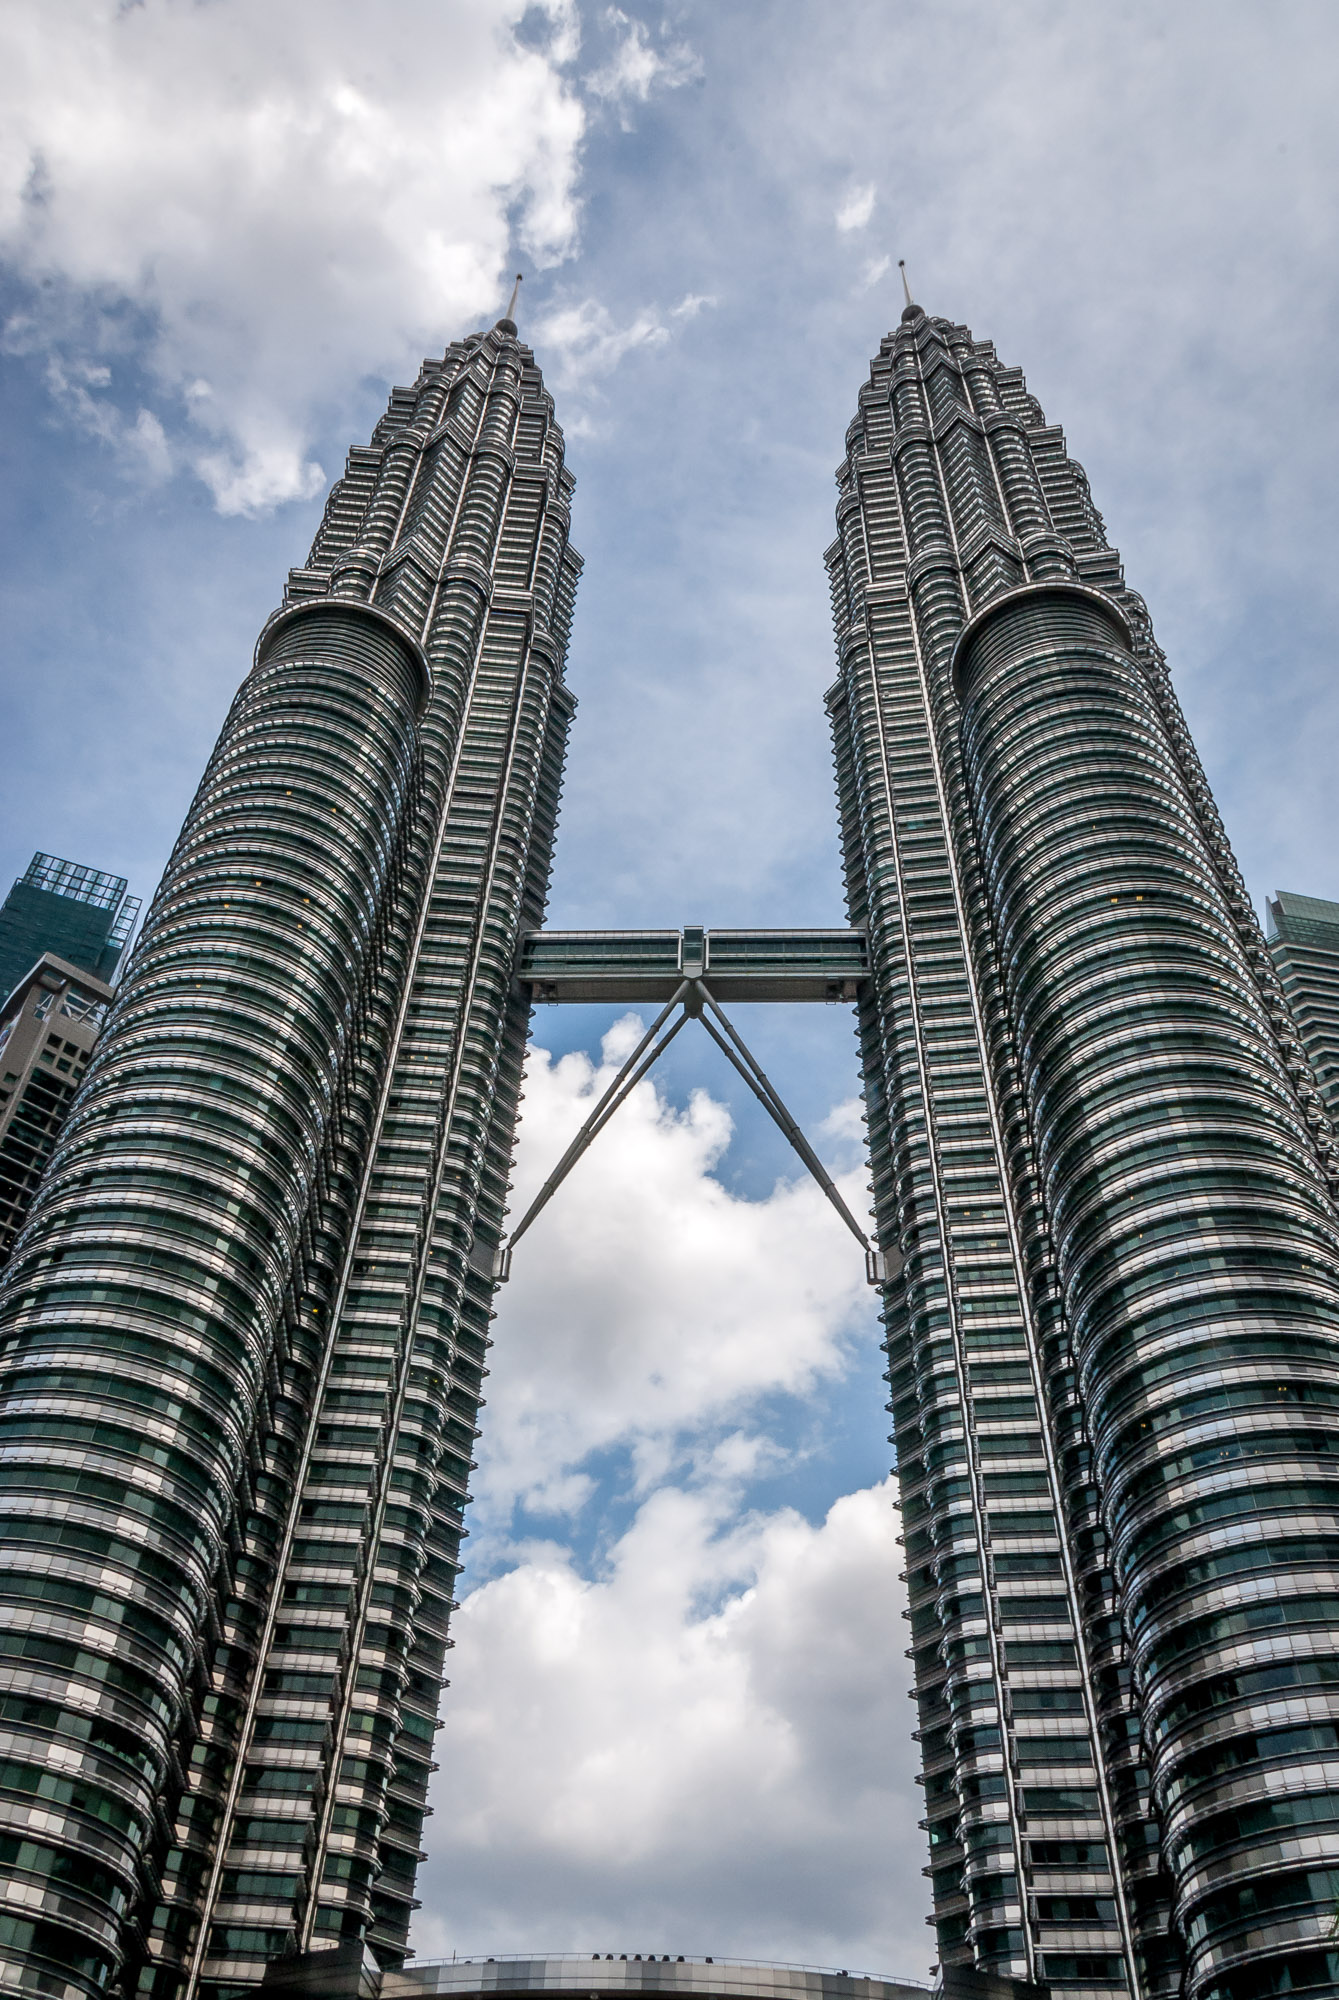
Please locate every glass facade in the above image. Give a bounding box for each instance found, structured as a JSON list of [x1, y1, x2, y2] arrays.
[[0, 852, 140, 1007], [0, 318, 580, 2000], [1267, 893, 1339, 1124], [826, 307, 1339, 2000], [3, 291, 1337, 2000]]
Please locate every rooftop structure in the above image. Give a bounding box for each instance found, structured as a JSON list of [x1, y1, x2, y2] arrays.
[[259, 1947, 950, 2000], [387, 1955, 932, 2000], [0, 849, 138, 1004]]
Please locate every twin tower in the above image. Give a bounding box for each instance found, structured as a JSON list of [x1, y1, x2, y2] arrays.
[[0, 300, 1337, 2000]]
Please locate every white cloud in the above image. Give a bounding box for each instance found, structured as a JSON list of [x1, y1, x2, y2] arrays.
[[588, 8, 703, 127], [0, 0, 585, 511], [835, 182, 877, 233], [533, 0, 584, 68], [534, 298, 672, 392], [859, 255, 892, 292], [404, 1028, 924, 1970], [38, 352, 173, 482], [415, 1476, 927, 1976], [532, 288, 714, 406], [671, 292, 718, 319], [479, 1018, 871, 1521]]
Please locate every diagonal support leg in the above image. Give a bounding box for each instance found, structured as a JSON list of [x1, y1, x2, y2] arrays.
[[690, 981, 892, 1282], [496, 978, 898, 1287], [497, 981, 691, 1274]]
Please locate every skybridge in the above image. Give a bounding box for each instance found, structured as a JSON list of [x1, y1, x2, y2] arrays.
[[518, 925, 869, 1006], [495, 923, 891, 1287]]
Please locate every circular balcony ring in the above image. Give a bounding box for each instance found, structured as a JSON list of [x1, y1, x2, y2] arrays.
[[254, 597, 431, 712], [951, 580, 1136, 704]]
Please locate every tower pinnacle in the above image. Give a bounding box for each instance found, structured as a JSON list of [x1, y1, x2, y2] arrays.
[[496, 270, 523, 334]]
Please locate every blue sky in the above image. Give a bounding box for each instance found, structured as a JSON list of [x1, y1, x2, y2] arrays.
[[2, 0, 1338, 1979]]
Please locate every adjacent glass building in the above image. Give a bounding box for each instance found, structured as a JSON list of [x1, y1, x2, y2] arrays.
[[1268, 893, 1339, 1124], [0, 854, 136, 1262], [0, 852, 139, 1007], [0, 311, 579, 2000], [827, 304, 1339, 2000]]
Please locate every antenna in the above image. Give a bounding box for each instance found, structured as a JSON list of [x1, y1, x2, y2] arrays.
[[898, 259, 914, 309], [505, 272, 522, 322]]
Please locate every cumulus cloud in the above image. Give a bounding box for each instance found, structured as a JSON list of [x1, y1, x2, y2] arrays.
[[835, 183, 877, 233], [534, 299, 673, 392], [416, 1476, 926, 1975], [588, 8, 704, 127], [671, 292, 718, 320], [0, 0, 585, 511], [405, 1026, 926, 1970], [39, 353, 174, 483], [479, 1016, 871, 1521]]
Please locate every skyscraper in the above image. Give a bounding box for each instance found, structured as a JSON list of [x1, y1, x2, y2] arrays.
[[0, 308, 580, 2000], [3, 284, 1337, 2000], [0, 852, 139, 1006], [827, 301, 1339, 2000], [1268, 891, 1339, 1123], [0, 951, 114, 1263], [0, 853, 136, 1263]]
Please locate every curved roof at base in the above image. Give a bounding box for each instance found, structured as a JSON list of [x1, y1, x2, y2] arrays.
[[384, 1956, 928, 2000]]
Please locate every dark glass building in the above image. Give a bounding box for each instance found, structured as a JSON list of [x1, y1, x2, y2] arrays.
[[0, 311, 579, 2000], [827, 303, 1339, 2000], [1268, 892, 1339, 1123], [0, 856, 133, 1263], [0, 851, 138, 1006]]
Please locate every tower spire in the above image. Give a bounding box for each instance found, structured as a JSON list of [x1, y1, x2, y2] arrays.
[[898, 258, 913, 308], [496, 271, 522, 334]]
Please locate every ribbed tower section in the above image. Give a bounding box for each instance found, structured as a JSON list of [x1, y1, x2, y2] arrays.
[[0, 316, 580, 2000], [828, 306, 1339, 2000]]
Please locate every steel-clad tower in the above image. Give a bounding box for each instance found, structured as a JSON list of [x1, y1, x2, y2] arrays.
[[0, 311, 579, 2000], [827, 300, 1339, 2000], [4, 285, 1339, 2000]]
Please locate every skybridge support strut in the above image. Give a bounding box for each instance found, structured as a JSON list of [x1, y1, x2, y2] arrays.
[[494, 961, 898, 1286], [498, 981, 691, 1274], [686, 980, 884, 1275]]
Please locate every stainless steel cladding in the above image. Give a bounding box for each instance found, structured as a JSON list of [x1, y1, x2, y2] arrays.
[[956, 583, 1339, 2000], [827, 305, 1339, 2000], [0, 319, 581, 2000]]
